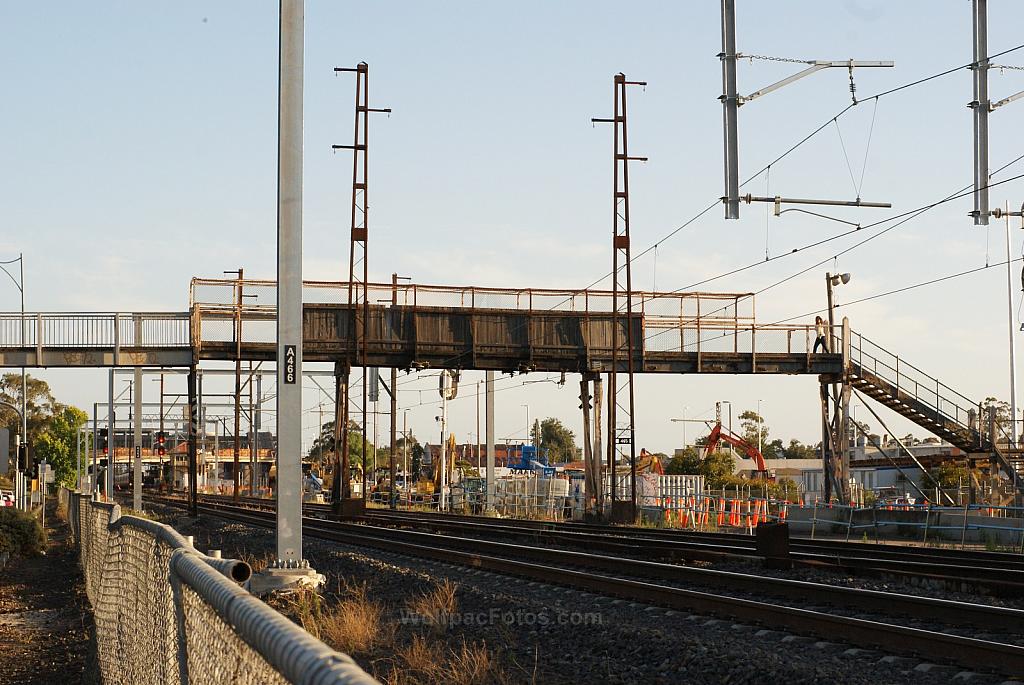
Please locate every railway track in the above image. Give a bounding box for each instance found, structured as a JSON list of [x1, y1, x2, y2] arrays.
[[151, 494, 1024, 677], [173, 492, 1024, 596]]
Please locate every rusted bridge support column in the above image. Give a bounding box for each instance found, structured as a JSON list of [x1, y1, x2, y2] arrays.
[[580, 375, 595, 514], [187, 364, 198, 516], [332, 362, 350, 506], [593, 375, 604, 514], [819, 380, 833, 503]]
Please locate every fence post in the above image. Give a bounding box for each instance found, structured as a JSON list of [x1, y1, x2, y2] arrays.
[[811, 500, 818, 540], [922, 502, 932, 545], [960, 502, 970, 549]]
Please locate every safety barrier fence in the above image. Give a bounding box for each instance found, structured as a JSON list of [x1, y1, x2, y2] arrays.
[[800, 499, 1024, 550], [58, 488, 378, 685]]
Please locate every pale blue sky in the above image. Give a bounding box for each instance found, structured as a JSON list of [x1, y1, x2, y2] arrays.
[[3, 1, 1024, 453]]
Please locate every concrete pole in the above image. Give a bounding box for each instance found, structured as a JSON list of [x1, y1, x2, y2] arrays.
[[75, 426, 81, 492], [972, 0, 990, 225], [439, 391, 448, 511], [720, 0, 740, 219], [133, 365, 142, 511], [485, 370, 495, 511], [390, 274, 398, 509], [276, 0, 304, 565], [107, 369, 115, 499], [92, 403, 98, 495]]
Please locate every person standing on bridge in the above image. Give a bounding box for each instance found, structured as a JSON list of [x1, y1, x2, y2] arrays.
[[813, 316, 828, 353]]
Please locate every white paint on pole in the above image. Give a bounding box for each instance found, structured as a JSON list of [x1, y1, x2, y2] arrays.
[[276, 0, 304, 564], [107, 369, 115, 499], [133, 365, 142, 510], [485, 370, 495, 511]]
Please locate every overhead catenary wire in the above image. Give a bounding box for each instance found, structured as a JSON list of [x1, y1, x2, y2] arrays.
[[337, 44, 1024, 385], [643, 161, 1024, 347]]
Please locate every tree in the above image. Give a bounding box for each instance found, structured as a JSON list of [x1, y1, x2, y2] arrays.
[[410, 442, 424, 479], [783, 439, 817, 459], [698, 450, 735, 489], [737, 410, 767, 449], [665, 447, 701, 475], [33, 405, 88, 488], [307, 419, 374, 470], [930, 461, 969, 489], [0, 373, 57, 451], [982, 397, 1011, 435], [530, 417, 578, 463], [763, 438, 784, 460]]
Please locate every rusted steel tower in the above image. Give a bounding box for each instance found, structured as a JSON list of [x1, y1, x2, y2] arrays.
[[592, 73, 646, 519], [332, 62, 390, 506]]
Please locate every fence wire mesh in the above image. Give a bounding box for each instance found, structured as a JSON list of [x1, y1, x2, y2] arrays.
[[60, 489, 378, 685]]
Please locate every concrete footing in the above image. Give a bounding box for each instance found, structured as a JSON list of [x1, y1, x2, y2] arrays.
[[249, 562, 325, 595]]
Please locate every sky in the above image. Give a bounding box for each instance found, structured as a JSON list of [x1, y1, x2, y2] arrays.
[[2, 1, 1024, 456]]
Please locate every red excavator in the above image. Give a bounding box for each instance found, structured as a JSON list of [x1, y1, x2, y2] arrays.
[[702, 423, 774, 481]]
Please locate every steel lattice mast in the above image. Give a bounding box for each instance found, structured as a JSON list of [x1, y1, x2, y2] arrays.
[[333, 63, 390, 504], [593, 73, 646, 518]]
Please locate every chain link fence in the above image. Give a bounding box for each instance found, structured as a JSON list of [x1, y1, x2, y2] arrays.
[[59, 488, 378, 685]]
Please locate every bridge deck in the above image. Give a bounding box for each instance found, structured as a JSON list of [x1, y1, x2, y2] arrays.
[[0, 304, 841, 374]]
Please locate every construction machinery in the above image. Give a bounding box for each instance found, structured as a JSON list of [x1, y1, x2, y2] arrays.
[[508, 444, 556, 477], [612, 448, 665, 476], [703, 423, 774, 481]]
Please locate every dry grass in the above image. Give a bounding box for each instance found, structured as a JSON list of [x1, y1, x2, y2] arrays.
[[317, 581, 385, 655], [391, 636, 508, 685], [405, 579, 458, 627]]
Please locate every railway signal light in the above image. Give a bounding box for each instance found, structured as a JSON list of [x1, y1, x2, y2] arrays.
[[156, 431, 166, 456], [98, 428, 108, 456]]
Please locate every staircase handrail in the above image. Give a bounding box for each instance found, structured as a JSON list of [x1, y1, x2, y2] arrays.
[[849, 330, 979, 430]]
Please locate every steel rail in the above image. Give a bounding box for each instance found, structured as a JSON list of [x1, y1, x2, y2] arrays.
[[167, 493, 1024, 592], [174, 498, 1024, 676]]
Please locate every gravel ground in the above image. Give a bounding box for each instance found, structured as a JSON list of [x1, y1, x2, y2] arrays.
[[162, 506, 1024, 685], [0, 502, 97, 685], [348, 516, 1024, 609]]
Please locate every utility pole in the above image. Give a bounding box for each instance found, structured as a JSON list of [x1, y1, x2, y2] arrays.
[[224, 267, 244, 502], [719, 0, 740, 219], [485, 371, 495, 512], [718, 0, 893, 220], [972, 0, 990, 225], [159, 373, 165, 489], [107, 369, 114, 500], [274, 0, 305, 570], [333, 62, 390, 512], [133, 364, 142, 511], [592, 73, 646, 521]]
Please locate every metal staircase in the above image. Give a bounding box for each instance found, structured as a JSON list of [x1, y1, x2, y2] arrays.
[[847, 331, 1023, 489]]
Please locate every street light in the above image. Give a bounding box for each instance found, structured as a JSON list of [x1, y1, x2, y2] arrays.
[[0, 255, 26, 451], [668, 405, 691, 447], [720, 400, 734, 455], [757, 399, 764, 455], [825, 271, 851, 352], [1, 255, 27, 508]]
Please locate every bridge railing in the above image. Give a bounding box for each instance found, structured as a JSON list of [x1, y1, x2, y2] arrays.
[[190, 277, 756, 321], [60, 488, 377, 685], [849, 330, 979, 433], [0, 312, 190, 348]]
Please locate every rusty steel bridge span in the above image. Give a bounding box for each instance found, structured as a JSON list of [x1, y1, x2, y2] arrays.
[[0, 277, 1019, 505]]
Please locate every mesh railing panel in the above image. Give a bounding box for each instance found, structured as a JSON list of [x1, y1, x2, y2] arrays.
[[179, 582, 289, 685], [94, 525, 180, 684], [66, 491, 378, 685]]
